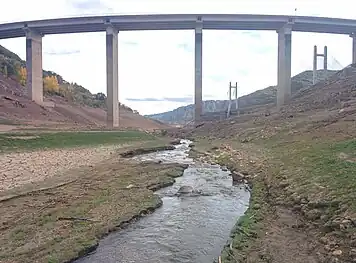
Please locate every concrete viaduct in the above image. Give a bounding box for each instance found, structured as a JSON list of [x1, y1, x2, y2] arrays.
[[1, 14, 356, 127]]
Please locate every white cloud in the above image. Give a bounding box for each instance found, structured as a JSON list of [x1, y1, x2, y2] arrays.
[[0, 0, 355, 114]]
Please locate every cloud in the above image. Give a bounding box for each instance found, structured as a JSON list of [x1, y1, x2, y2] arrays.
[[68, 0, 114, 13], [241, 31, 261, 39], [253, 46, 274, 55], [123, 41, 139, 46], [126, 98, 161, 102], [45, 49, 80, 55], [69, 0, 104, 9], [126, 96, 193, 103], [208, 75, 225, 82], [177, 43, 193, 53], [0, 0, 354, 115]]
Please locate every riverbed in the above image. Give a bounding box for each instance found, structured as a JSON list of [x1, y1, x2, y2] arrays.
[[75, 140, 250, 263]]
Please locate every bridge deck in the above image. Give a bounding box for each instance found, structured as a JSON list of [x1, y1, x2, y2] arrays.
[[1, 14, 356, 39]]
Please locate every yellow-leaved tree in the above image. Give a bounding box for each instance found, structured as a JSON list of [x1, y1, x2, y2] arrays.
[[43, 76, 59, 94], [17, 66, 27, 86]]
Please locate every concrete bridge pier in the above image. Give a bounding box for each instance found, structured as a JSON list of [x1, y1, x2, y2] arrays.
[[106, 26, 119, 128], [277, 26, 292, 109], [194, 21, 203, 121], [351, 33, 356, 64], [25, 28, 43, 104]]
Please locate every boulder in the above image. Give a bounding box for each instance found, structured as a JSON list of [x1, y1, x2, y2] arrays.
[[177, 185, 194, 194]]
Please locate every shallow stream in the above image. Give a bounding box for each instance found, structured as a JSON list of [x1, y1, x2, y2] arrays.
[[76, 140, 250, 263]]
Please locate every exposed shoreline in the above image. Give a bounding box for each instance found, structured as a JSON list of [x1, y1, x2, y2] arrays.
[[0, 140, 188, 263], [66, 190, 164, 263], [188, 145, 255, 263], [187, 134, 356, 263], [65, 155, 189, 263]]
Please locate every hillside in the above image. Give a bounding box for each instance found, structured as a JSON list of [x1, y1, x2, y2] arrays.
[[147, 69, 338, 124], [0, 45, 168, 130]]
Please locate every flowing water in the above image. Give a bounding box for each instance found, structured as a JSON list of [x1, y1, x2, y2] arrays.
[[76, 140, 250, 263]]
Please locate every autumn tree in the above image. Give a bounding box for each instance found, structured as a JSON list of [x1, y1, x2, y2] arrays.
[[18, 66, 26, 85], [43, 75, 59, 94]]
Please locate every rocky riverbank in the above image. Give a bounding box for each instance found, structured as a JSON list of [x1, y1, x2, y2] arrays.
[[189, 135, 356, 263], [119, 145, 176, 157]]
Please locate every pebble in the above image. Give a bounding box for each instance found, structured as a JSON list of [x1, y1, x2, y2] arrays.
[[341, 219, 351, 224], [320, 215, 329, 221], [319, 236, 328, 244], [332, 250, 343, 256]]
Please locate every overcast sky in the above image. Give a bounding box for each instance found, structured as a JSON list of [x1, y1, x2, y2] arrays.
[[0, 0, 355, 114]]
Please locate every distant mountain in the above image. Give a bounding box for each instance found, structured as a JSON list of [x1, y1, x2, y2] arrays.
[[146, 70, 338, 124]]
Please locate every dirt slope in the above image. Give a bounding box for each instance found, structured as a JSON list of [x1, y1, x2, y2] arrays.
[[0, 74, 168, 130]]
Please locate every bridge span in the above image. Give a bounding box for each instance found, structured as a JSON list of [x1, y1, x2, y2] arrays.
[[1, 14, 356, 127]]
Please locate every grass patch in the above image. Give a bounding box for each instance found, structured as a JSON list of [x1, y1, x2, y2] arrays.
[[0, 118, 20, 125], [0, 130, 156, 152], [221, 180, 268, 263], [301, 140, 356, 209], [266, 138, 356, 210], [47, 255, 59, 263]]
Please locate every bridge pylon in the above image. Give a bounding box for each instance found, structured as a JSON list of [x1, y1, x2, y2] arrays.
[[106, 25, 119, 128], [277, 25, 292, 109], [24, 27, 43, 105], [313, 45, 328, 84], [194, 18, 203, 122]]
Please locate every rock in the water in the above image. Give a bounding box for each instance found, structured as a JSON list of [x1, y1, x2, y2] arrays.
[[231, 171, 244, 182], [221, 166, 228, 171], [169, 139, 181, 145], [177, 186, 194, 194]]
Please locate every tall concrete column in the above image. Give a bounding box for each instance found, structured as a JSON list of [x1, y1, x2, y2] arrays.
[[277, 26, 292, 109], [106, 26, 119, 128], [194, 22, 203, 121], [351, 34, 356, 64], [323, 46, 328, 73], [25, 29, 43, 104], [313, 45, 328, 84], [313, 45, 317, 85]]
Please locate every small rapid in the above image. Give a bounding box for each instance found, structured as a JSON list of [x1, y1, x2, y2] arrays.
[[76, 140, 250, 263]]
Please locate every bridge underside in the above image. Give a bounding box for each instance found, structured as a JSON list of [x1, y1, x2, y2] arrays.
[[10, 15, 356, 126]]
